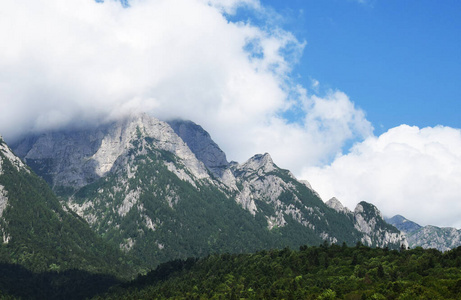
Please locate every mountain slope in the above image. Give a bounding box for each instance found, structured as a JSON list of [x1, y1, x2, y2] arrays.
[[326, 198, 406, 248], [167, 119, 229, 178], [385, 215, 422, 234], [229, 153, 364, 245], [386, 214, 461, 251], [12, 114, 406, 268], [0, 135, 134, 275]]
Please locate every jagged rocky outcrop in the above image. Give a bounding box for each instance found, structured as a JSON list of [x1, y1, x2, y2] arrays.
[[12, 114, 406, 268], [325, 197, 351, 215], [326, 198, 407, 248], [353, 202, 407, 248], [228, 153, 367, 245], [386, 214, 461, 251]]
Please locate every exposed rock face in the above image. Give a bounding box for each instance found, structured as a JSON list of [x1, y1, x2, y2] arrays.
[[12, 113, 407, 267], [167, 120, 229, 178], [0, 185, 7, 219], [407, 226, 461, 252], [228, 154, 378, 246], [326, 197, 351, 214], [326, 198, 407, 248], [386, 214, 461, 251], [13, 114, 210, 191], [353, 202, 407, 248], [12, 128, 107, 189], [0, 137, 16, 228], [0, 135, 28, 175], [238, 153, 275, 174], [231, 153, 318, 228]]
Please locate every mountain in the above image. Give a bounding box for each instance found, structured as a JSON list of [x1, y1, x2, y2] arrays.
[[167, 119, 229, 178], [407, 226, 461, 252], [385, 215, 422, 234], [326, 198, 406, 248], [0, 135, 134, 275], [386, 215, 461, 252], [12, 114, 406, 268]]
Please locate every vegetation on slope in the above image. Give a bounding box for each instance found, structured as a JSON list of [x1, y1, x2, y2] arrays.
[[69, 137, 369, 270], [0, 146, 137, 277]]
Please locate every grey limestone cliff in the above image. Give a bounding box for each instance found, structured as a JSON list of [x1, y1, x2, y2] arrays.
[[325, 197, 351, 215], [386, 214, 461, 251], [13, 114, 211, 191], [10, 113, 408, 266], [326, 198, 407, 248], [407, 226, 461, 251], [167, 120, 229, 178]]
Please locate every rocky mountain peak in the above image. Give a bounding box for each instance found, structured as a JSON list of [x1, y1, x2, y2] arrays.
[[326, 197, 351, 214], [385, 214, 460, 251], [0, 135, 28, 175], [240, 153, 275, 174], [354, 201, 383, 220], [12, 113, 210, 191], [385, 215, 422, 234], [353, 201, 406, 248]]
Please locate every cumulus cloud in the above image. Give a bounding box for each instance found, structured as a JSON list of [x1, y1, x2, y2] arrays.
[[0, 0, 370, 175], [0, 0, 459, 229], [303, 125, 461, 228]]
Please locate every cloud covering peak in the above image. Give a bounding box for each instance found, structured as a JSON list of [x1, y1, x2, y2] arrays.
[[2, 0, 459, 228], [0, 0, 370, 173]]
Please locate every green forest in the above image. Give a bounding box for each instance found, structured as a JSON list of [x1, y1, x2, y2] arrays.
[[1, 136, 461, 299], [0, 232, 460, 299], [90, 243, 461, 300]]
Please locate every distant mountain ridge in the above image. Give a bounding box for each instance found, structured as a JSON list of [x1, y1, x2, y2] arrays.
[[386, 215, 461, 251], [385, 215, 422, 234], [11, 114, 406, 268]]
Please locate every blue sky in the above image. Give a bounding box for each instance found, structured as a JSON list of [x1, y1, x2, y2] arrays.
[[256, 0, 461, 134]]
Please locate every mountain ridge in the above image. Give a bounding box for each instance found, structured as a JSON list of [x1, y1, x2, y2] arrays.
[[386, 214, 461, 251], [11, 113, 406, 268]]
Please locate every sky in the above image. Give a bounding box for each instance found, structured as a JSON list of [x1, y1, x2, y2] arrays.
[[0, 0, 460, 228]]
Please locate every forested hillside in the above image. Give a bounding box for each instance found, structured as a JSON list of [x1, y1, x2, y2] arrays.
[[0, 136, 137, 278], [97, 244, 461, 299]]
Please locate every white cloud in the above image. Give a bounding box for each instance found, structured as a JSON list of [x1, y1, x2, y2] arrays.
[[206, 0, 261, 14], [0, 0, 458, 230], [303, 125, 461, 229], [0, 0, 370, 176]]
